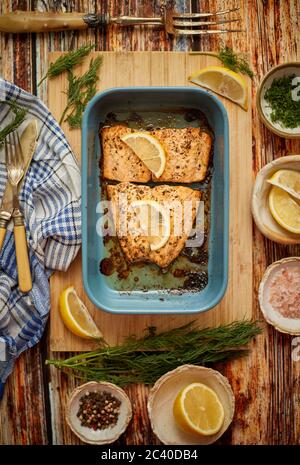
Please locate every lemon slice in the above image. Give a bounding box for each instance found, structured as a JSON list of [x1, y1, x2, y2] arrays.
[[188, 65, 248, 110], [267, 169, 300, 200], [269, 186, 300, 234], [59, 287, 103, 339], [121, 132, 166, 178], [173, 383, 225, 436], [131, 200, 170, 251]]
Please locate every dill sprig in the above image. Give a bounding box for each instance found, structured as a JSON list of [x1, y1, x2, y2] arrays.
[[46, 320, 261, 386], [218, 46, 254, 79], [264, 74, 300, 128], [60, 56, 102, 128], [38, 44, 95, 86], [190, 46, 254, 79], [0, 100, 27, 145]]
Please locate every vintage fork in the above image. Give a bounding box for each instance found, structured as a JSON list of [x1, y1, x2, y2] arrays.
[[0, 7, 243, 36], [87, 6, 243, 36], [4, 132, 32, 293]]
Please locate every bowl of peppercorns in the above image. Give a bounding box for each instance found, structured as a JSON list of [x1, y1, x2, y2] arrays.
[[66, 381, 132, 444]]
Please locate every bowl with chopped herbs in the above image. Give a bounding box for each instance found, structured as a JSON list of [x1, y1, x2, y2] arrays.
[[66, 381, 132, 444], [257, 62, 300, 138]]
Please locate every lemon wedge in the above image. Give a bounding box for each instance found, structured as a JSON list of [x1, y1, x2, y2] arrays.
[[269, 186, 300, 234], [131, 200, 170, 251], [121, 132, 166, 178], [173, 383, 225, 436], [188, 65, 248, 110], [59, 287, 103, 339], [267, 169, 300, 200]]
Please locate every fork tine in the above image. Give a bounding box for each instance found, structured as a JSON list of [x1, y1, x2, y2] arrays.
[[4, 138, 9, 165], [172, 7, 240, 19], [173, 18, 240, 27], [12, 131, 20, 165], [16, 132, 24, 163], [5, 134, 13, 166], [174, 28, 244, 36]]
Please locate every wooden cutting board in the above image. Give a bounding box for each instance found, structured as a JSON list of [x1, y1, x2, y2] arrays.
[[48, 52, 253, 351]]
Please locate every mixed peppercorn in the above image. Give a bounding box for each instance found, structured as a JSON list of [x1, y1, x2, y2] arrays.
[[77, 390, 121, 430]]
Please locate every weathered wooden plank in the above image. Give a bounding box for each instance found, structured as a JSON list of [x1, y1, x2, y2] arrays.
[[0, 0, 49, 445], [250, 0, 300, 445]]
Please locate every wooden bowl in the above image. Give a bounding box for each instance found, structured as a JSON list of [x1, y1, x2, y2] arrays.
[[256, 62, 300, 139], [252, 155, 300, 244], [66, 381, 132, 444], [147, 365, 235, 445]]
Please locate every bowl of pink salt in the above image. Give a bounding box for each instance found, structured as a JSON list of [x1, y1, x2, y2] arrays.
[[259, 257, 300, 335]]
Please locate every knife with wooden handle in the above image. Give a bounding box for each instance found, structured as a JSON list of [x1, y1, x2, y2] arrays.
[[0, 11, 163, 33]]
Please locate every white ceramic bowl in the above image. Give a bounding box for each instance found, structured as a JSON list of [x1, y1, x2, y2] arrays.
[[252, 155, 300, 244], [147, 365, 235, 445], [257, 62, 300, 138], [259, 257, 300, 335], [66, 381, 132, 444]]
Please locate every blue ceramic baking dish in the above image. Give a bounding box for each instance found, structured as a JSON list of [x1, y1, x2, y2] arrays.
[[82, 87, 229, 314]]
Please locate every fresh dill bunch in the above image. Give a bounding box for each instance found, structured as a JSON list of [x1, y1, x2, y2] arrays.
[[218, 46, 254, 79], [264, 74, 300, 128], [0, 100, 27, 145], [38, 44, 95, 86], [46, 320, 262, 386], [191, 46, 254, 79], [60, 56, 102, 128]]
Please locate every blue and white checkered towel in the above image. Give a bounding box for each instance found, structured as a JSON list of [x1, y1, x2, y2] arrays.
[[0, 78, 81, 398]]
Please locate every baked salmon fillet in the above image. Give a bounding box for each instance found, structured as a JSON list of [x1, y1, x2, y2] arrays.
[[151, 127, 212, 183], [107, 182, 201, 268], [100, 125, 212, 183], [101, 125, 151, 182]]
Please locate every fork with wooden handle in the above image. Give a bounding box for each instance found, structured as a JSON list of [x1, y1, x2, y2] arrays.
[[4, 132, 32, 293], [0, 8, 242, 35]]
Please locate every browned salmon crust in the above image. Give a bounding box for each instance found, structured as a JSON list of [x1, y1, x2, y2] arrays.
[[101, 126, 151, 182], [107, 182, 201, 268], [152, 127, 212, 183], [101, 125, 212, 183]]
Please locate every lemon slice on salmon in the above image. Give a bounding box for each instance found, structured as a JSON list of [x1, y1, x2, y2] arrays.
[[121, 132, 166, 178], [173, 382, 225, 436], [59, 287, 103, 339], [131, 200, 170, 251], [188, 66, 248, 110]]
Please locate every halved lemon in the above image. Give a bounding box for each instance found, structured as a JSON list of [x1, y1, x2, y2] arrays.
[[267, 169, 300, 200], [131, 200, 170, 251], [173, 383, 225, 436], [59, 287, 103, 339], [121, 132, 166, 178], [269, 186, 300, 234], [188, 66, 248, 110]]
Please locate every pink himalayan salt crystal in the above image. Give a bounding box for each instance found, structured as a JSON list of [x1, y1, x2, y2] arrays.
[[269, 266, 300, 319]]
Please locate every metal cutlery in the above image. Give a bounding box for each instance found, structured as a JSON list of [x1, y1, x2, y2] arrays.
[[4, 131, 32, 292], [0, 7, 242, 36], [0, 120, 37, 252]]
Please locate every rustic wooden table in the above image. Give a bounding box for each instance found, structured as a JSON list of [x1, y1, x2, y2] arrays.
[[0, 0, 300, 445]]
